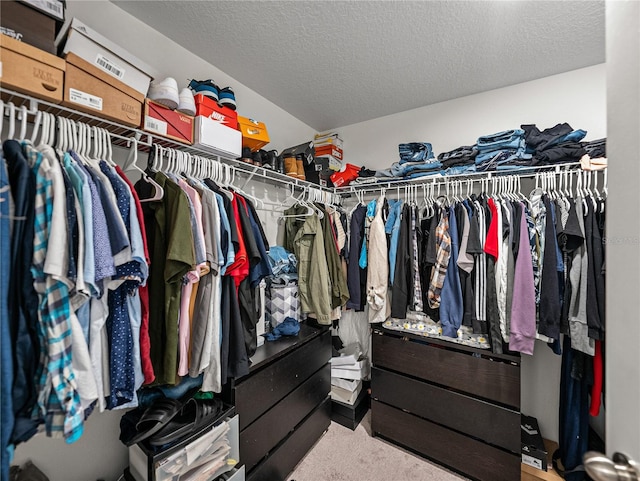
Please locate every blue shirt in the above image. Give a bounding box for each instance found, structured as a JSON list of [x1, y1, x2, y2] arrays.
[[1, 153, 15, 479]]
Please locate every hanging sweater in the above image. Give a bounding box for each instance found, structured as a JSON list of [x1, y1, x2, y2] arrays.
[[509, 202, 537, 355]]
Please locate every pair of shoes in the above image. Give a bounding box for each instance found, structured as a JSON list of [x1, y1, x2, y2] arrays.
[[189, 79, 236, 111], [284, 156, 307, 180], [147, 77, 196, 116]]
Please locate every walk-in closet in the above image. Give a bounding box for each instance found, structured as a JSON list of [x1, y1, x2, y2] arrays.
[[1, 2, 638, 481]]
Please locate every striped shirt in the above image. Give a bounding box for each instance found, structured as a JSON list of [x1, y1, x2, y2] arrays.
[[25, 143, 84, 443]]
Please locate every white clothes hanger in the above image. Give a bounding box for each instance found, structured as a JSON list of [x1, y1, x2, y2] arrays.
[[6, 103, 16, 140], [126, 137, 164, 202]]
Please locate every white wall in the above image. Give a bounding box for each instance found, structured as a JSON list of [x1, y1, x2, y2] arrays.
[[339, 64, 606, 171], [336, 64, 607, 444], [606, 0, 640, 461]]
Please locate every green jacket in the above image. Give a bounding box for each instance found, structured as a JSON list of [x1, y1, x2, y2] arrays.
[[285, 206, 332, 324]]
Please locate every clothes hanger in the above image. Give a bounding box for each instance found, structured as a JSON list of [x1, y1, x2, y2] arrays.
[[126, 137, 164, 202], [17, 105, 28, 141], [6, 103, 16, 140], [30, 110, 42, 144]]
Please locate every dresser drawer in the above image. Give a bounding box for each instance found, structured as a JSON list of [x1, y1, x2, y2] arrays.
[[372, 367, 520, 453], [372, 400, 521, 481], [235, 329, 331, 430], [247, 398, 331, 481], [241, 364, 330, 472], [372, 331, 520, 408]]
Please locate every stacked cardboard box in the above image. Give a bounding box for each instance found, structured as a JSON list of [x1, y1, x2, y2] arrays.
[[314, 131, 343, 186], [330, 343, 368, 405]]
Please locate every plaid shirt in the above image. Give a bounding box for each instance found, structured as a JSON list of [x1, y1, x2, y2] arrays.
[[25, 143, 84, 443], [428, 209, 451, 309]]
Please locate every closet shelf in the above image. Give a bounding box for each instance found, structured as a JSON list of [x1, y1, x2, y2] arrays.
[[1, 88, 591, 198], [0, 87, 333, 194], [333, 160, 583, 196]]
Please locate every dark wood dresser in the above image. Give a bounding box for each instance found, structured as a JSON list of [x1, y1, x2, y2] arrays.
[[371, 327, 521, 481], [223, 323, 332, 481]]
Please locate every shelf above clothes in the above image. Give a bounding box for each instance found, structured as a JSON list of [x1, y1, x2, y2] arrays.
[[0, 87, 333, 196], [1, 88, 603, 201]]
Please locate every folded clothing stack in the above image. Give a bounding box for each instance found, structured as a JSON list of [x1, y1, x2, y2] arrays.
[[438, 144, 478, 176], [475, 129, 532, 172], [375, 142, 443, 180], [580, 138, 607, 171], [522, 123, 587, 165]]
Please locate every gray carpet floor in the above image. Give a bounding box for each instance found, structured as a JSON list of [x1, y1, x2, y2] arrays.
[[288, 411, 469, 481]]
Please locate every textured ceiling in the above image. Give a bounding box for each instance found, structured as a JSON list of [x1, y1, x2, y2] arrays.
[[113, 0, 605, 131]]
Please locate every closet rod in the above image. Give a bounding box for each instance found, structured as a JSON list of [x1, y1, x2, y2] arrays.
[[0, 87, 334, 195], [337, 161, 584, 196]]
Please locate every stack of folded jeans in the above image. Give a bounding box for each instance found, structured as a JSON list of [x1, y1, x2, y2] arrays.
[[521, 123, 587, 165], [377, 142, 443, 179], [399, 142, 434, 163], [438, 145, 478, 176], [475, 129, 532, 172]]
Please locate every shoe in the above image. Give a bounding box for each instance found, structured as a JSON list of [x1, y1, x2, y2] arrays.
[[284, 156, 298, 178], [147, 77, 179, 110], [296, 156, 306, 181], [188, 79, 219, 102], [218, 86, 236, 111], [176, 88, 196, 116], [147, 398, 224, 447], [121, 398, 184, 446]]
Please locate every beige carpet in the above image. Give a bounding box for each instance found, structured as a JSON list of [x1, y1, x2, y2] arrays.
[[288, 411, 469, 481]]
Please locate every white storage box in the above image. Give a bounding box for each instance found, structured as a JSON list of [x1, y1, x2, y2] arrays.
[[129, 410, 239, 481], [55, 17, 157, 95], [193, 115, 242, 159]]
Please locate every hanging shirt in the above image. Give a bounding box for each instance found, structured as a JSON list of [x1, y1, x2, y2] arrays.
[[359, 199, 377, 269], [391, 203, 412, 319], [1, 153, 14, 479], [410, 205, 423, 312], [427, 208, 451, 310], [509, 202, 537, 355], [25, 143, 84, 442], [3, 140, 40, 445], [116, 166, 154, 385], [440, 205, 463, 338], [385, 199, 403, 285], [140, 172, 194, 386], [346, 205, 367, 311], [367, 195, 389, 323]]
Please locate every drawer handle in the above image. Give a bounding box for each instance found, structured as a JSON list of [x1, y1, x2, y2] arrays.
[[42, 83, 57, 92]]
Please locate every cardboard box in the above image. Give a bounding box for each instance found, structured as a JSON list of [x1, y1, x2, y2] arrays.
[[314, 144, 343, 160], [63, 52, 143, 127], [194, 94, 238, 129], [0, 33, 65, 103], [522, 414, 548, 471], [1, 1, 57, 54], [237, 115, 270, 151], [56, 17, 156, 96], [193, 115, 242, 159], [20, 0, 65, 21], [143, 99, 194, 145]]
